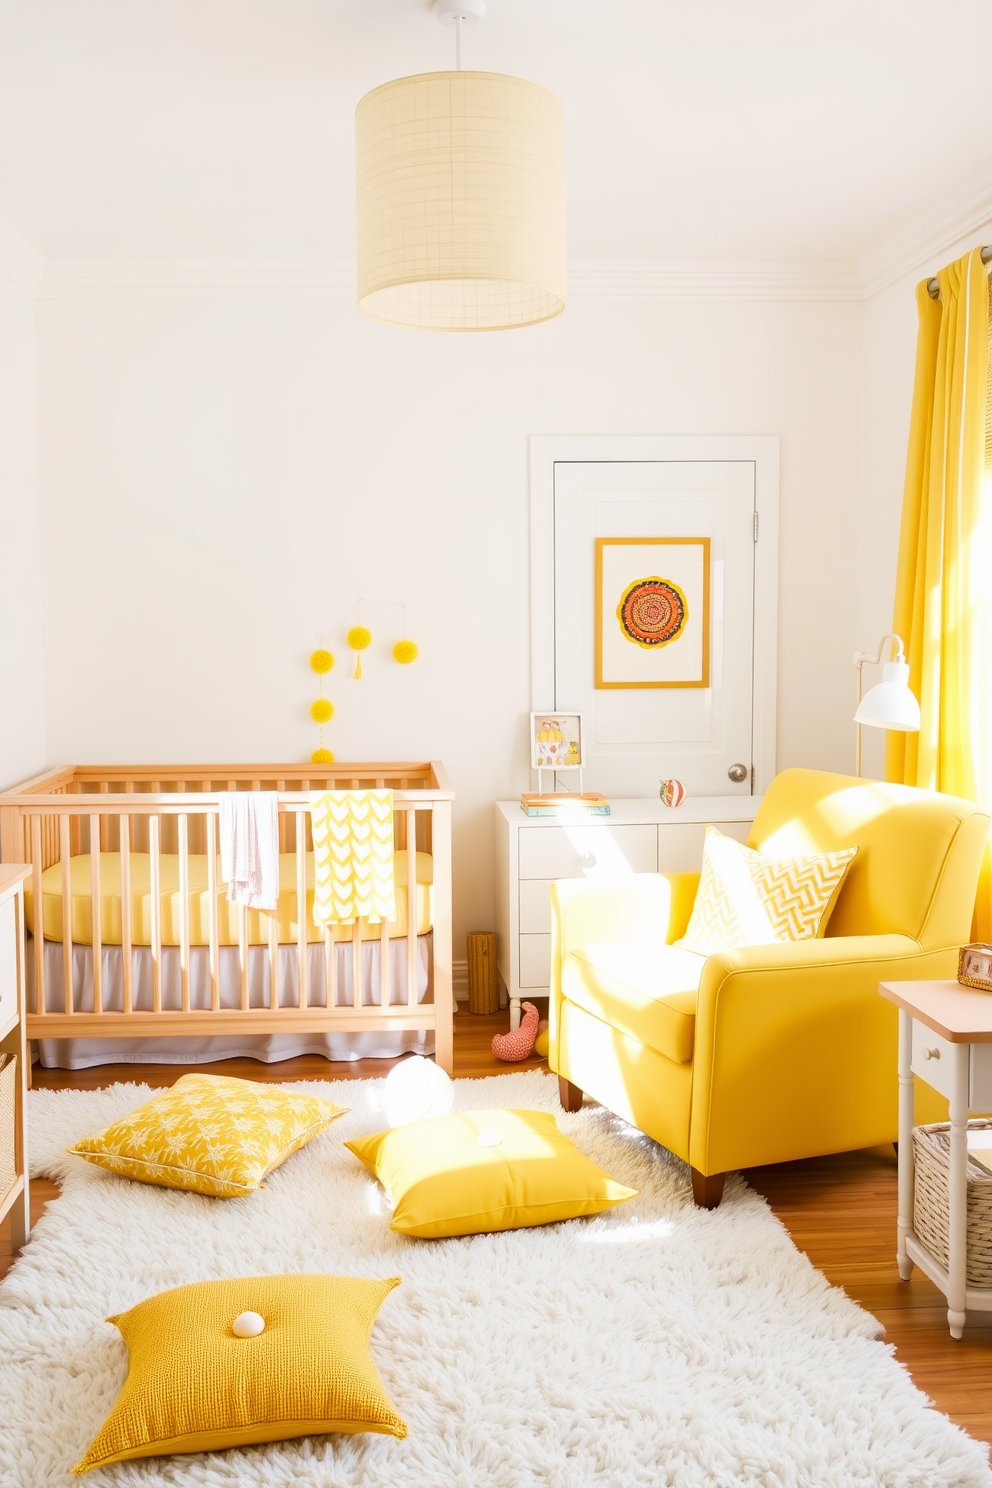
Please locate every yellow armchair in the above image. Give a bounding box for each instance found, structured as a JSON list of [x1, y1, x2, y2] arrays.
[[549, 769, 990, 1208]]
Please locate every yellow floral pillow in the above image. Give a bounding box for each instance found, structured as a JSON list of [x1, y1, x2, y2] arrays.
[[68, 1074, 346, 1198], [74, 1273, 406, 1473], [676, 824, 857, 957]]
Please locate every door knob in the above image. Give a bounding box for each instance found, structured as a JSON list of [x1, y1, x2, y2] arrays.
[[728, 763, 748, 783]]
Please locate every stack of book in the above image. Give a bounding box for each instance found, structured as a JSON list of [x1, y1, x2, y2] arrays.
[[520, 792, 610, 817]]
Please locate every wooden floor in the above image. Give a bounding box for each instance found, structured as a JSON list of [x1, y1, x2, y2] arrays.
[[4, 1007, 991, 1449]]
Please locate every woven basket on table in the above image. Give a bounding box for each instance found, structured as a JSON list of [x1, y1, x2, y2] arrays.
[[466, 931, 499, 1015], [0, 1053, 16, 1195], [913, 1119, 992, 1288]]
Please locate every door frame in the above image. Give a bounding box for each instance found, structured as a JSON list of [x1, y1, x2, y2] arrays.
[[529, 435, 780, 794]]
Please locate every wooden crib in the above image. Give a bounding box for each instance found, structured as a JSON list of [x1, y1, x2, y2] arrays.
[[0, 762, 454, 1072]]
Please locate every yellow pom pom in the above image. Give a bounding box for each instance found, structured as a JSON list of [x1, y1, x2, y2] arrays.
[[310, 649, 334, 675], [392, 640, 418, 665], [310, 747, 335, 764], [310, 699, 334, 724], [347, 626, 372, 652]]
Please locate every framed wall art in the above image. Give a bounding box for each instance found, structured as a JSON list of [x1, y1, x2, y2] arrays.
[[530, 711, 583, 770], [595, 536, 710, 689]]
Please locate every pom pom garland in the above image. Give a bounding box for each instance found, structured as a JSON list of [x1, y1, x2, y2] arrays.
[[310, 747, 335, 764], [347, 626, 372, 652], [310, 699, 334, 724], [309, 649, 334, 675], [392, 640, 418, 665]]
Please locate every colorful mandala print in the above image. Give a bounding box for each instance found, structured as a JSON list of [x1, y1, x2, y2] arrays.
[[616, 576, 688, 649]]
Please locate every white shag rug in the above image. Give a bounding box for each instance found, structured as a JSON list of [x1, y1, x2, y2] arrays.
[[2, 1072, 990, 1488]]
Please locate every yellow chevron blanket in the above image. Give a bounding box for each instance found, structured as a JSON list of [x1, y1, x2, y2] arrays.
[[309, 790, 397, 927]]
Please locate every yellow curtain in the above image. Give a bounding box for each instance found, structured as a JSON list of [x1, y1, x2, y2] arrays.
[[886, 246, 992, 935]]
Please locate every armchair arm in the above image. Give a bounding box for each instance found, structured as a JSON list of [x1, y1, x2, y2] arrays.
[[551, 873, 699, 959], [688, 932, 957, 1174]]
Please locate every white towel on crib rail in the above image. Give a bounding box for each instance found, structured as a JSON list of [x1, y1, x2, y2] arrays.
[[219, 791, 279, 911]]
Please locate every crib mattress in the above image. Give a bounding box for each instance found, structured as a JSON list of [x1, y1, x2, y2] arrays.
[[24, 850, 433, 947]]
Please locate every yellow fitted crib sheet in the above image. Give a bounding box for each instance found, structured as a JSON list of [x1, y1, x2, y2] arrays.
[[24, 851, 433, 947]]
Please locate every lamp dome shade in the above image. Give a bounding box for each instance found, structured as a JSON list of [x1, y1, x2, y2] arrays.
[[355, 71, 565, 331], [854, 659, 921, 732]]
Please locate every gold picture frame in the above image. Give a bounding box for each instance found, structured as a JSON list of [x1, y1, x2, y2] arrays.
[[958, 943, 992, 992], [594, 536, 711, 689]]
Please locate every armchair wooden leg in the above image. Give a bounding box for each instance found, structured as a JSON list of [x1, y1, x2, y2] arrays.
[[558, 1075, 584, 1112], [690, 1168, 726, 1210]]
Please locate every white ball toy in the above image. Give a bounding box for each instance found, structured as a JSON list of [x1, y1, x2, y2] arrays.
[[232, 1311, 265, 1338], [383, 1055, 454, 1128]]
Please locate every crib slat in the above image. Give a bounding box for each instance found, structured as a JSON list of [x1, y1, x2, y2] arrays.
[[406, 808, 417, 1007], [30, 816, 44, 1019], [178, 813, 190, 1014], [277, 784, 287, 853], [239, 902, 249, 1011], [296, 811, 308, 1009], [206, 811, 220, 1013], [268, 901, 278, 1011], [149, 813, 162, 1015], [89, 815, 103, 1014], [99, 780, 110, 851], [351, 918, 361, 1010], [60, 814, 73, 1015], [330, 928, 342, 1011], [120, 812, 132, 1015], [379, 914, 390, 1014]]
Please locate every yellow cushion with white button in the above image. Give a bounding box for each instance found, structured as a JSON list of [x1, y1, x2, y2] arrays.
[[346, 1108, 637, 1238], [73, 1273, 407, 1474], [562, 944, 705, 1063]]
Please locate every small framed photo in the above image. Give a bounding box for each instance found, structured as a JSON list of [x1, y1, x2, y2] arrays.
[[531, 712, 583, 770], [958, 943, 992, 992]]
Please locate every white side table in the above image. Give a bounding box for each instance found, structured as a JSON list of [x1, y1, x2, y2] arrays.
[[880, 979, 992, 1338]]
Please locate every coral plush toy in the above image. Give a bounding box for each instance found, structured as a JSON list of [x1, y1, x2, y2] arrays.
[[492, 1003, 540, 1062]]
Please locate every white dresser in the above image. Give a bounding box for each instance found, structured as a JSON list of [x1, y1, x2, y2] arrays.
[[494, 796, 760, 1027]]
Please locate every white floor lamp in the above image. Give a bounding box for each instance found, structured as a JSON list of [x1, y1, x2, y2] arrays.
[[853, 633, 921, 777]]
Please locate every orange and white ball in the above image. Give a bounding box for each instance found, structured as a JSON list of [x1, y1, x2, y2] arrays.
[[659, 778, 687, 808]]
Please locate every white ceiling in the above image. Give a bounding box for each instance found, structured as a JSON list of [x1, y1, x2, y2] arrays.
[[0, 0, 990, 265]]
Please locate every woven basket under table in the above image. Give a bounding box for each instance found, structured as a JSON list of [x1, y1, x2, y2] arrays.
[[0, 1053, 16, 1196], [466, 931, 499, 1015], [913, 1120, 992, 1288]]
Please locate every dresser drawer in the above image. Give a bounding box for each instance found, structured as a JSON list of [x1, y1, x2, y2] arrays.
[[0, 897, 15, 1028], [518, 824, 657, 880], [519, 879, 555, 935], [519, 934, 551, 989]]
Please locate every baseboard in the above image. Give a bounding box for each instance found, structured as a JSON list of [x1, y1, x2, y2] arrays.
[[453, 959, 468, 1002]]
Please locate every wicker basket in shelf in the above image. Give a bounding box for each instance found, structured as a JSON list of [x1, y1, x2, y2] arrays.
[[466, 931, 499, 1015], [0, 1053, 16, 1195], [913, 1120, 992, 1288]]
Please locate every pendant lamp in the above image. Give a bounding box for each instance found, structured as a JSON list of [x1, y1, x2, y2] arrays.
[[355, 0, 566, 331]]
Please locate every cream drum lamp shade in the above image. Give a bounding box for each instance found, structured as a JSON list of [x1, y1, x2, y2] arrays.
[[355, 71, 565, 330]]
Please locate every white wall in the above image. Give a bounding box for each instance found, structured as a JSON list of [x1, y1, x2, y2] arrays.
[[857, 222, 992, 780], [35, 292, 863, 946], [0, 269, 44, 789]]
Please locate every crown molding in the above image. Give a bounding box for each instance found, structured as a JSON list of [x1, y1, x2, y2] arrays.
[[34, 256, 864, 301], [0, 214, 44, 295], [859, 176, 992, 299], [567, 260, 863, 300]]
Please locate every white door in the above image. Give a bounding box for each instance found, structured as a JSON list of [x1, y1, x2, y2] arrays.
[[552, 459, 757, 798]]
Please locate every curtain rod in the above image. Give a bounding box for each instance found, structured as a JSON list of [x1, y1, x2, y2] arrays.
[[927, 246, 992, 299]]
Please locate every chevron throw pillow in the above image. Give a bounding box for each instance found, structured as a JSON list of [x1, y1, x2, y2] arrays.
[[675, 825, 857, 957]]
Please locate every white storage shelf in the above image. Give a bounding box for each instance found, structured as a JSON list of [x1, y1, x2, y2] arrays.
[[495, 797, 760, 1027]]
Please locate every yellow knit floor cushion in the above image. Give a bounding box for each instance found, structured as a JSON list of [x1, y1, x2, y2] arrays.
[[676, 824, 858, 958], [346, 1108, 637, 1238], [73, 1273, 407, 1474], [68, 1074, 347, 1198]]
